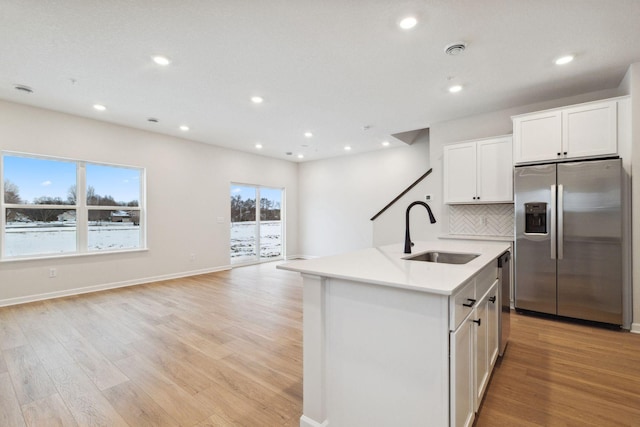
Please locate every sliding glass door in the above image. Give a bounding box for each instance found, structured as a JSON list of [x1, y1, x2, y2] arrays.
[[230, 184, 283, 264]]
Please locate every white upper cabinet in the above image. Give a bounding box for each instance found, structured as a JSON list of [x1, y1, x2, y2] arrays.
[[444, 136, 513, 204], [513, 99, 619, 164]]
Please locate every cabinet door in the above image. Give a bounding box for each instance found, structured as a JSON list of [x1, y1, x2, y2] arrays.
[[450, 317, 475, 427], [477, 137, 513, 202], [444, 142, 477, 203], [487, 281, 500, 368], [513, 111, 562, 164], [563, 101, 617, 159], [474, 294, 489, 411]]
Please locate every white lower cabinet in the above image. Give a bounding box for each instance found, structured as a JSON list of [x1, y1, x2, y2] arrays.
[[474, 280, 499, 410], [450, 314, 475, 427], [450, 271, 500, 427]]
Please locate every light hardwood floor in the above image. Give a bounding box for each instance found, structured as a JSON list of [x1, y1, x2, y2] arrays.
[[1, 262, 639, 426]]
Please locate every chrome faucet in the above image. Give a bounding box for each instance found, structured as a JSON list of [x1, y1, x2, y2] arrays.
[[404, 201, 436, 254]]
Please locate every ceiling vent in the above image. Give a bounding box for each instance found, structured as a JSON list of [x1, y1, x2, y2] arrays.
[[14, 84, 33, 93], [444, 42, 467, 56]]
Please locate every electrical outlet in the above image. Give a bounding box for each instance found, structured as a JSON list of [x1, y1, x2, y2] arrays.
[[49, 268, 57, 278], [425, 195, 432, 201]]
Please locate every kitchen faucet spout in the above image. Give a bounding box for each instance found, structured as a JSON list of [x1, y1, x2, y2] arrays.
[[404, 201, 436, 254]]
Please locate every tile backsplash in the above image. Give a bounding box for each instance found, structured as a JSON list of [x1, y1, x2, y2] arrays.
[[449, 204, 514, 236]]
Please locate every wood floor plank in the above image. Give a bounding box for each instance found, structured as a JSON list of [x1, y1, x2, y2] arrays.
[[0, 348, 8, 374], [57, 335, 129, 391], [47, 363, 128, 427], [129, 337, 215, 395], [0, 372, 26, 426], [22, 327, 76, 372], [113, 354, 212, 426], [102, 381, 180, 427], [22, 394, 79, 427], [0, 309, 28, 350], [3, 345, 58, 405]]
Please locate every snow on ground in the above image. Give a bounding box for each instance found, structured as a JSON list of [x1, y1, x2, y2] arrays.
[[231, 221, 282, 262], [4, 220, 282, 260], [4, 222, 140, 257]]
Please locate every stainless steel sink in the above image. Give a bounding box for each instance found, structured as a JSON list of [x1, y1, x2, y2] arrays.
[[405, 251, 479, 264]]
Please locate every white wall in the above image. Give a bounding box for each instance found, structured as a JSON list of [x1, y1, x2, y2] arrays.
[[0, 100, 298, 305], [298, 133, 430, 257]]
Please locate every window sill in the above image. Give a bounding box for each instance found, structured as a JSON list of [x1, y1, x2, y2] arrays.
[[0, 247, 149, 263]]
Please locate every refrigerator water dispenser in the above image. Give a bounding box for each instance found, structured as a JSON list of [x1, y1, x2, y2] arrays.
[[524, 202, 547, 234]]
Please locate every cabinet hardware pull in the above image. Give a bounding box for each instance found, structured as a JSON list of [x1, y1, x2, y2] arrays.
[[462, 298, 476, 307], [557, 152, 561, 156], [489, 296, 496, 303], [473, 319, 481, 325]]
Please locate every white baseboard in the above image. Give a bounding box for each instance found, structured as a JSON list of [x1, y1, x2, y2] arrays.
[[300, 415, 329, 427], [631, 323, 640, 334], [0, 265, 231, 308]]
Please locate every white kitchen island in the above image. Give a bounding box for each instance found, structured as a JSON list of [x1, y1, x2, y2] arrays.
[[278, 240, 510, 427]]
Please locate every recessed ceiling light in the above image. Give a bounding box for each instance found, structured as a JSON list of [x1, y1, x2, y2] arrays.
[[344, 145, 352, 151], [93, 104, 106, 111], [255, 143, 263, 149], [297, 154, 304, 159], [555, 55, 574, 65], [179, 125, 189, 131], [448, 85, 463, 93], [399, 16, 417, 30], [304, 131, 313, 138], [382, 141, 390, 147], [152, 55, 171, 66], [251, 96, 264, 104]]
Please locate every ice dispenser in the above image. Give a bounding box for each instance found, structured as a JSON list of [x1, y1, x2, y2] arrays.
[[524, 202, 547, 234]]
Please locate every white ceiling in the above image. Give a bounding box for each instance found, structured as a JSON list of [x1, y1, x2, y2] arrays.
[[1, 1, 639, 162]]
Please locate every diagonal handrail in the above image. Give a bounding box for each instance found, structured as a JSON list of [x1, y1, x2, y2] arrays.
[[370, 169, 433, 221]]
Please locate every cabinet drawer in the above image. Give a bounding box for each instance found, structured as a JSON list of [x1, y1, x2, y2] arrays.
[[450, 279, 476, 331], [475, 263, 498, 298]]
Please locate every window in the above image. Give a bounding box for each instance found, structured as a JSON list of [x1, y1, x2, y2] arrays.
[[230, 184, 283, 264], [2, 153, 145, 259]]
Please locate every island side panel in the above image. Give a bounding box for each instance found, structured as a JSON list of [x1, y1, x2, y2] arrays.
[[323, 277, 450, 427], [300, 274, 329, 427]]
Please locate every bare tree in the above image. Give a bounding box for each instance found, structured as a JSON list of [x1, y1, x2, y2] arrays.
[[67, 185, 77, 204], [4, 180, 21, 204]]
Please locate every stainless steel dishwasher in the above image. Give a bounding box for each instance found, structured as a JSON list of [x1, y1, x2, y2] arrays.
[[498, 251, 511, 356]]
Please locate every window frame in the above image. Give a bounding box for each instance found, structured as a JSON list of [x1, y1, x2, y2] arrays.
[[1, 151, 146, 261], [230, 182, 285, 265]]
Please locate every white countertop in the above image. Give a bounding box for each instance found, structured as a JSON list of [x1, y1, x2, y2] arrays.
[[278, 240, 510, 296], [439, 234, 514, 242]]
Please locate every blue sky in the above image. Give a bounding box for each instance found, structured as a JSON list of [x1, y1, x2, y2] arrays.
[[3, 156, 140, 204], [231, 185, 282, 205]]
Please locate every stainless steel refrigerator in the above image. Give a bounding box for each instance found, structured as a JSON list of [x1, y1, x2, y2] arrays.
[[514, 158, 623, 325]]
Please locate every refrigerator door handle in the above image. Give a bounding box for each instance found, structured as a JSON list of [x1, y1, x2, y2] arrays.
[[558, 184, 564, 260], [550, 184, 556, 260]]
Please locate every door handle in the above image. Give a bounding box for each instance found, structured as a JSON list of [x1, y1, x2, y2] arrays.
[[558, 184, 564, 260], [473, 319, 481, 326], [489, 296, 496, 303], [550, 185, 556, 260], [463, 298, 476, 307]]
